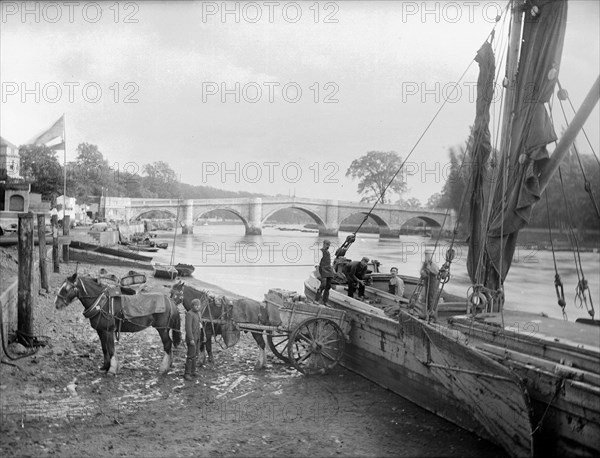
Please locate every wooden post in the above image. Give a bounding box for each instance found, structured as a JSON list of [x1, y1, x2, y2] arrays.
[[62, 215, 70, 263], [37, 214, 49, 291], [52, 214, 59, 273], [17, 213, 34, 345]]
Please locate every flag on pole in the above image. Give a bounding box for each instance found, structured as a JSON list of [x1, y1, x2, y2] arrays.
[[29, 115, 65, 149]]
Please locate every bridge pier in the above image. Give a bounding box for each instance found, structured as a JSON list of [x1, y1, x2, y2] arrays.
[[320, 200, 339, 237], [380, 228, 401, 239], [181, 199, 194, 234], [246, 197, 262, 235]]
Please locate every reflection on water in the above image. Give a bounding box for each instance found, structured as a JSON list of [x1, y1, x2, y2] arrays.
[[152, 225, 599, 321]]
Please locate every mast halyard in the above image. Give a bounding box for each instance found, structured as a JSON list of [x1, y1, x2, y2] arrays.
[[467, 0, 571, 313]]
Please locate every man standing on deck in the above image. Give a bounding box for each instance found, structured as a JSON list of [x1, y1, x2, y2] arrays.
[[420, 249, 440, 322], [315, 239, 334, 305], [344, 257, 370, 299]]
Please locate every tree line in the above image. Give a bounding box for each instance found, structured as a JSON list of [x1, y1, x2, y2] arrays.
[[433, 145, 600, 233], [16, 142, 599, 232], [18, 143, 259, 206]]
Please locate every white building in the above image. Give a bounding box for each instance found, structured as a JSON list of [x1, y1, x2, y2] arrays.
[[55, 195, 90, 225]]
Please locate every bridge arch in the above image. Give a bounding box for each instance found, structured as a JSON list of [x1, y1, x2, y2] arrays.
[[339, 211, 392, 231], [193, 207, 251, 233], [402, 215, 443, 227], [262, 204, 326, 228], [131, 208, 178, 221]]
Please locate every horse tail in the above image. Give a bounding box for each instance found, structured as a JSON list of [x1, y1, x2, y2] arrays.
[[171, 304, 182, 348]]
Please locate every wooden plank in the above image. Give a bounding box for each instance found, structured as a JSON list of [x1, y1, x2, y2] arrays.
[[449, 314, 600, 374], [478, 345, 600, 456], [479, 343, 600, 387], [62, 215, 70, 262], [37, 214, 48, 291], [51, 215, 59, 273], [17, 213, 34, 343]]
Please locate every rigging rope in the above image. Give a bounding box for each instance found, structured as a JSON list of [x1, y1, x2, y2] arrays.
[[557, 80, 600, 168], [350, 16, 507, 239], [558, 168, 595, 319], [556, 85, 600, 219], [545, 192, 567, 320]]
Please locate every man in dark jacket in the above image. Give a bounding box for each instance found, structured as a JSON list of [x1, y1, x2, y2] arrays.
[[315, 240, 334, 305], [344, 257, 370, 299]]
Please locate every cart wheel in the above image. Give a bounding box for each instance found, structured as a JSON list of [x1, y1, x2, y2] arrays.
[[288, 318, 345, 375], [267, 331, 291, 363]]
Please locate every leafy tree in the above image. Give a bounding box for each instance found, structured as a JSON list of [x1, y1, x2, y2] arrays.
[[404, 197, 422, 208], [426, 193, 443, 209], [70, 143, 112, 200], [142, 161, 179, 197], [439, 145, 468, 214], [346, 151, 407, 204], [18, 145, 63, 201], [530, 152, 600, 233]]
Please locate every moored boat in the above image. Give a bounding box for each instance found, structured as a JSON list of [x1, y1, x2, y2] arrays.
[[175, 263, 195, 277], [128, 244, 160, 253], [304, 1, 599, 456], [152, 262, 178, 280], [304, 272, 533, 457]]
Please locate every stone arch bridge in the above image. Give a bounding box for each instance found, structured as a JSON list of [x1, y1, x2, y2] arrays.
[[108, 197, 455, 238]]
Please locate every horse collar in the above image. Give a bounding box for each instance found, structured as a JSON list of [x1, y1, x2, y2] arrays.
[[83, 287, 107, 320]]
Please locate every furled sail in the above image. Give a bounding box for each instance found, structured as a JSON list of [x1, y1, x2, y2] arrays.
[[466, 40, 496, 285], [468, 0, 569, 297]]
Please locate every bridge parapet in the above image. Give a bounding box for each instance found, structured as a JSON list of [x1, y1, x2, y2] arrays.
[[123, 197, 454, 238]]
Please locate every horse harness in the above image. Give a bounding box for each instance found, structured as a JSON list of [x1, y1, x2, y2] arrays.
[[73, 277, 157, 341]]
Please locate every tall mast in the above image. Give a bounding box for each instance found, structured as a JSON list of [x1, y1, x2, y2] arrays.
[[498, 0, 524, 159], [539, 75, 600, 193]]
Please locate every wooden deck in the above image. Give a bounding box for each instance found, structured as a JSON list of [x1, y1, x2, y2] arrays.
[[448, 311, 600, 373]]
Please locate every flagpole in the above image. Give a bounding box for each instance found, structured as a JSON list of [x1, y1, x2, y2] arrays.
[[62, 114, 66, 221]]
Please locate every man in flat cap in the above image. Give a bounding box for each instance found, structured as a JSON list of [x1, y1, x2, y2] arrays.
[[315, 239, 334, 305]]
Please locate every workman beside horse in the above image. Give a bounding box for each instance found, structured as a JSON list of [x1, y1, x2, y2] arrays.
[[184, 298, 203, 381]]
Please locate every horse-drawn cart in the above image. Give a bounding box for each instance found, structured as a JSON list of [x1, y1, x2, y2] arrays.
[[251, 289, 349, 375], [170, 283, 349, 375]]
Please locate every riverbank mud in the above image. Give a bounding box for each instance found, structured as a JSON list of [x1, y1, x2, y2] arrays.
[[0, 247, 504, 457]]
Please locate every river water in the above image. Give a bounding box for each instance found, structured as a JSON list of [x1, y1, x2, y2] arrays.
[[151, 224, 600, 321]]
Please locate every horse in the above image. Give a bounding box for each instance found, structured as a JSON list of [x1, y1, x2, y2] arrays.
[[170, 281, 278, 369], [55, 273, 181, 376]]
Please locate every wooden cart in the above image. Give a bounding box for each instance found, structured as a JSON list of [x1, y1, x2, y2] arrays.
[[242, 289, 349, 375]]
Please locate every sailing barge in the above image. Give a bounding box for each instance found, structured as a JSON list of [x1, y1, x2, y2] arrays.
[[306, 0, 599, 456]]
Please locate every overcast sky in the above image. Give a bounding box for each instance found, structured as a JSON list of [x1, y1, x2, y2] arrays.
[[1, 1, 598, 204]]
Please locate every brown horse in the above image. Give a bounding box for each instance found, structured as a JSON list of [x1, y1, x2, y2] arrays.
[[170, 281, 278, 369], [55, 273, 181, 375]]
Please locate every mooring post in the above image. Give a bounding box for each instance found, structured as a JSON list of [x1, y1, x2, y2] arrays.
[[51, 214, 59, 273], [17, 213, 34, 345], [62, 215, 70, 263], [36, 214, 49, 291]]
